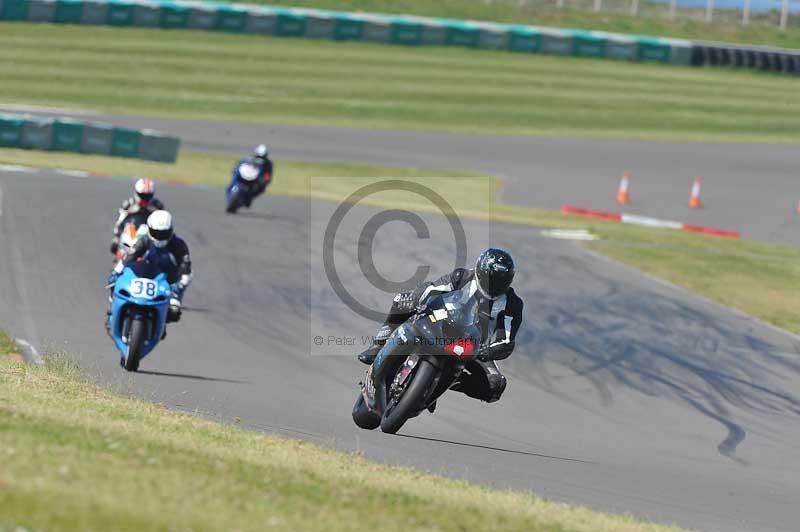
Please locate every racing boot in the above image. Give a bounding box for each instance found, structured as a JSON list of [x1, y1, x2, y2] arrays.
[[167, 297, 182, 323], [358, 324, 394, 365]]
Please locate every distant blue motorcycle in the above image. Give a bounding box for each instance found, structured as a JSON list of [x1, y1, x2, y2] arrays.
[[108, 260, 172, 372], [225, 161, 263, 213]]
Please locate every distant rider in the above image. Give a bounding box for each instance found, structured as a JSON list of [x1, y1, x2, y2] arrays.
[[359, 248, 523, 405], [110, 178, 164, 255], [226, 144, 274, 207], [108, 210, 192, 324]]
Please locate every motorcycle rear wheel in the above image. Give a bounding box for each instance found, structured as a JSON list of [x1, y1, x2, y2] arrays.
[[123, 317, 146, 372], [380, 360, 437, 434]]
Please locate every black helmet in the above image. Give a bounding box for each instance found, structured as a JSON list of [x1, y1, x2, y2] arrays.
[[475, 248, 515, 299]]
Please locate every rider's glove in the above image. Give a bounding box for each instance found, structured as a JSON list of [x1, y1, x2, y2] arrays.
[[109, 239, 119, 255], [478, 341, 515, 362]]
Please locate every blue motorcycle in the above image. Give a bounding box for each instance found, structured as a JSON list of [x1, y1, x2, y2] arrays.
[[108, 259, 172, 372], [225, 162, 262, 213]]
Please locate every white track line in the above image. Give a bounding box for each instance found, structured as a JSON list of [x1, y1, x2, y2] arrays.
[[15, 338, 43, 365], [0, 183, 3, 217]]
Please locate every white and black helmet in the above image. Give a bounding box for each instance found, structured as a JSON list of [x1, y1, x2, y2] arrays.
[[475, 248, 515, 299], [147, 210, 173, 248], [253, 144, 269, 161]]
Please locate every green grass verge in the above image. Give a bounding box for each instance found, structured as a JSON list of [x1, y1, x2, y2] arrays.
[[0, 330, 19, 360], [232, 0, 800, 50], [2, 148, 798, 332], [0, 353, 684, 532], [1, 23, 798, 142]]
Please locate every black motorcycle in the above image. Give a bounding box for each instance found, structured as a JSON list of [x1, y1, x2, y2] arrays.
[[352, 288, 482, 434]]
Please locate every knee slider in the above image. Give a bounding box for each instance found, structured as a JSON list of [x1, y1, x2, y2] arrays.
[[486, 373, 507, 403]]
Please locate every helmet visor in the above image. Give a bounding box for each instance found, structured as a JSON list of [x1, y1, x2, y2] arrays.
[[149, 227, 173, 244], [137, 192, 154, 203]]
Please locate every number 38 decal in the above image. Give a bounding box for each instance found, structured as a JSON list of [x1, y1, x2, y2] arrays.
[[130, 278, 158, 299]]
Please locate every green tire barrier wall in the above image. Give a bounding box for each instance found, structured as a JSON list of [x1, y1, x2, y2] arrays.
[[1, 1, 797, 72], [0, 114, 181, 162], [0, 0, 694, 66]]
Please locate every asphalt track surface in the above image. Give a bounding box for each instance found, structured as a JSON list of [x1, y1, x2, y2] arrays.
[[7, 107, 800, 246], [1, 166, 800, 532]]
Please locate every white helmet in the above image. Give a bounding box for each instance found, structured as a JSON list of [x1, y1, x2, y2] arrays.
[[134, 178, 155, 206], [147, 210, 173, 248], [254, 144, 269, 160]]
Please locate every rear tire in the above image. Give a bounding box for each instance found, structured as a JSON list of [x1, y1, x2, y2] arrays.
[[352, 393, 381, 430], [380, 360, 437, 434], [123, 317, 146, 372]]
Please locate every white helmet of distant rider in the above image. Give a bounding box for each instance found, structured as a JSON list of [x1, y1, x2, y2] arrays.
[[147, 210, 173, 248], [253, 144, 269, 162], [134, 178, 156, 207]]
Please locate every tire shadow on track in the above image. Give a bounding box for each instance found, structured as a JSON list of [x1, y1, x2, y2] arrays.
[[136, 370, 250, 384], [394, 433, 594, 464], [509, 249, 800, 463]]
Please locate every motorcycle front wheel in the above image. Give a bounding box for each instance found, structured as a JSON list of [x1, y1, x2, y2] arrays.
[[226, 189, 242, 214], [380, 359, 437, 434], [123, 316, 146, 372]]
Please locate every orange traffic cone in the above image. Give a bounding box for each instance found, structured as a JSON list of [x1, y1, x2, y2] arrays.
[[616, 172, 630, 205], [689, 177, 702, 209]]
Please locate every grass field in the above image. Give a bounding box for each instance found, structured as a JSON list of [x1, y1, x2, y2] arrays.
[[230, 0, 800, 49], [2, 148, 798, 331], [1, 23, 798, 142], [0, 345, 684, 532]]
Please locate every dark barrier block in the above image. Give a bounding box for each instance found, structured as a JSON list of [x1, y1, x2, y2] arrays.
[[573, 30, 606, 58], [216, 4, 247, 33], [107, 0, 134, 26], [111, 127, 141, 158], [637, 38, 671, 62], [81, 122, 113, 155], [138, 130, 180, 162], [445, 20, 480, 48], [360, 14, 391, 43], [186, 4, 216, 30], [718, 47, 731, 66], [690, 45, 704, 66], [275, 9, 306, 37], [27, 0, 55, 22], [55, 0, 83, 22], [508, 26, 540, 53], [390, 18, 422, 45], [80, 0, 107, 24], [0, 116, 24, 148], [334, 14, 363, 41], [2, 0, 30, 20], [758, 51, 773, 71], [21, 117, 54, 150], [744, 50, 757, 68], [732, 48, 744, 67], [133, 0, 160, 28], [160, 2, 188, 29], [52, 119, 84, 152], [244, 6, 276, 35]]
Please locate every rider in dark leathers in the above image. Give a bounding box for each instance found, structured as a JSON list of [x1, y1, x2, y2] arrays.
[[110, 178, 164, 256], [359, 248, 523, 404], [226, 144, 274, 207]]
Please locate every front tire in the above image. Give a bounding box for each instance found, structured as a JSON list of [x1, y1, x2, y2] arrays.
[[123, 317, 146, 372], [352, 393, 381, 430], [380, 360, 437, 434], [226, 189, 242, 214]]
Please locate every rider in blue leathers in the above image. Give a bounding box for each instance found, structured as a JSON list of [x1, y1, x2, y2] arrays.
[[226, 144, 274, 207]]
